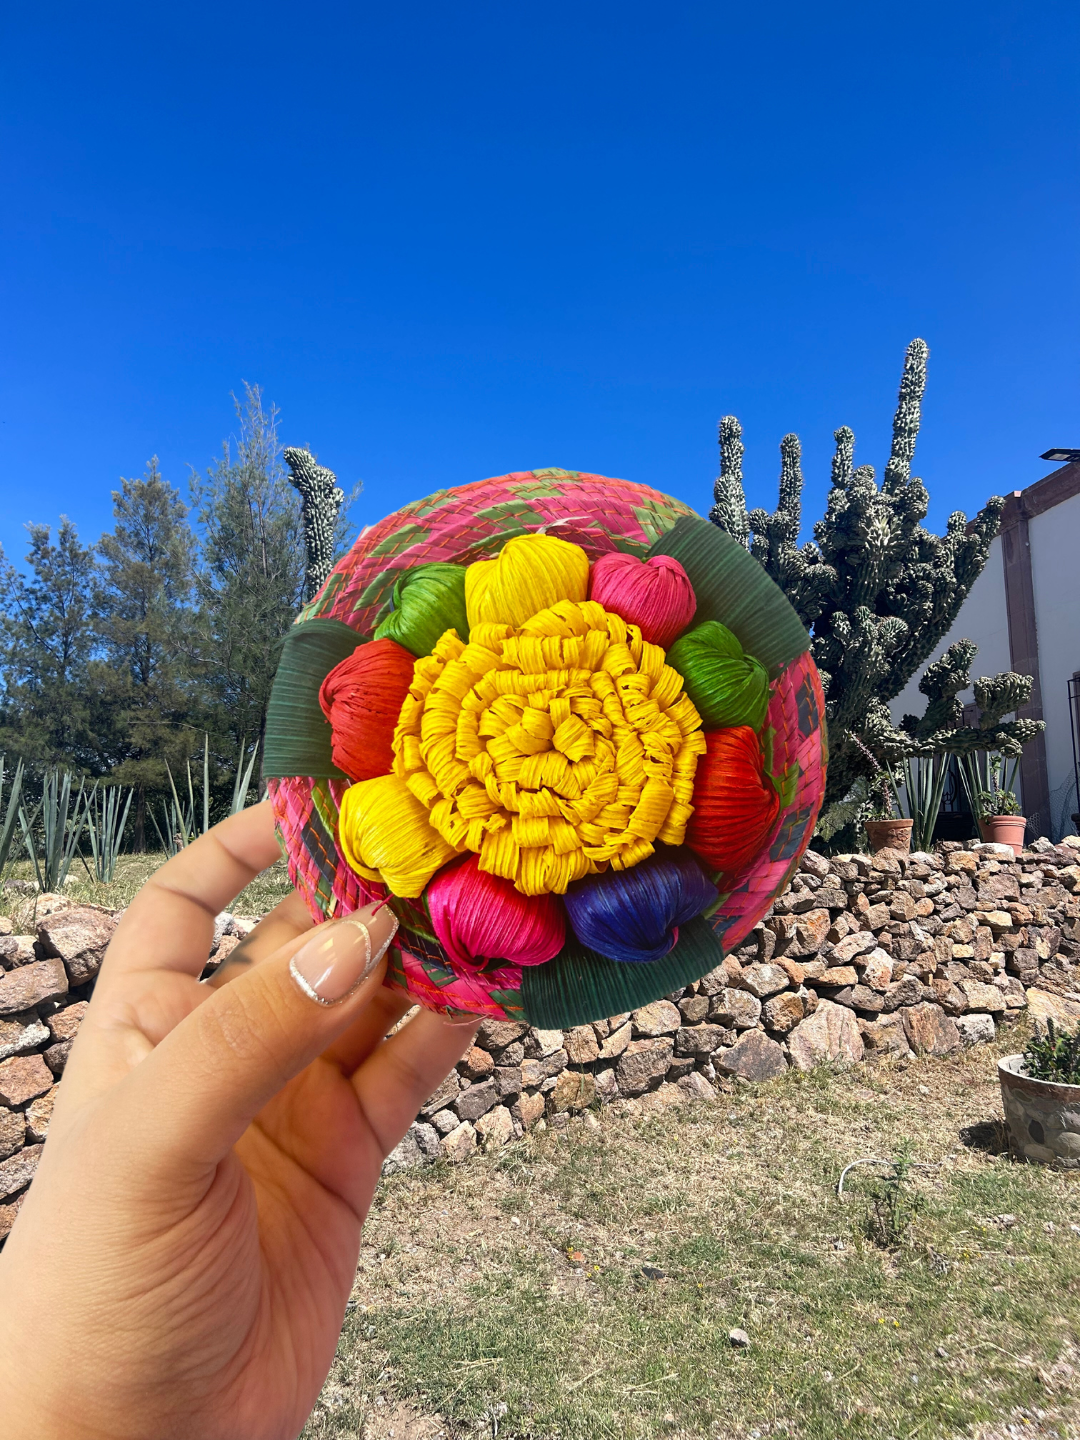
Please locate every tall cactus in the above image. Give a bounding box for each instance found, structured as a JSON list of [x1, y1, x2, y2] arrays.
[[708, 339, 1013, 812], [283, 447, 345, 602]]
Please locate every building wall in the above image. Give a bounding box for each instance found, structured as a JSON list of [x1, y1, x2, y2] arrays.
[[1028, 490, 1080, 833]]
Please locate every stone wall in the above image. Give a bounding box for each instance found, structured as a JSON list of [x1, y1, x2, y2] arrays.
[[2, 837, 1079, 1231]]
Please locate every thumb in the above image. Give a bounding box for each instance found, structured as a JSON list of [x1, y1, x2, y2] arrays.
[[121, 902, 400, 1172]]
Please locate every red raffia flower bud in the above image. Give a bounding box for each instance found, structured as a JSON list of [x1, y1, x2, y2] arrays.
[[426, 854, 565, 971], [587, 552, 696, 648], [685, 726, 780, 878], [318, 638, 416, 782]]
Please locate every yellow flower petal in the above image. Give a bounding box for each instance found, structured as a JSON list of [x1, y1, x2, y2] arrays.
[[338, 773, 460, 898]]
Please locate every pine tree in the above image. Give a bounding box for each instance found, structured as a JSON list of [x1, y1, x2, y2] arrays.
[[93, 459, 198, 845], [0, 519, 100, 767], [190, 385, 305, 766]]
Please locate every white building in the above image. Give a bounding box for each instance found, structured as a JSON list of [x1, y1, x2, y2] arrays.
[[891, 455, 1080, 840]]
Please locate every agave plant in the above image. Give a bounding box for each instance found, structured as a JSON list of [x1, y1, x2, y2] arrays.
[[86, 784, 134, 883], [0, 756, 25, 880], [19, 768, 90, 893]]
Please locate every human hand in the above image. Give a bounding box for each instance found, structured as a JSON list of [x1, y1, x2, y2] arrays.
[[0, 801, 479, 1440]]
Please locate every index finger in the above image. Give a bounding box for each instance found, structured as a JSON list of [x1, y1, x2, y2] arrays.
[[100, 802, 284, 983]]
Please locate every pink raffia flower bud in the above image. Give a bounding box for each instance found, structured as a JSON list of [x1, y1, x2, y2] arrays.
[[426, 855, 566, 971], [588, 552, 697, 648]]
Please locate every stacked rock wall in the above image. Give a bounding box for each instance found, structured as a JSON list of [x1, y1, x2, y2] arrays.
[[2, 837, 1080, 1226]]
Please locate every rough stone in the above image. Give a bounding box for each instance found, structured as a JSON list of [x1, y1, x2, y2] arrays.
[[946, 851, 978, 875], [0, 959, 68, 1016], [850, 985, 884, 1013], [0, 1011, 50, 1063], [37, 906, 117, 986], [740, 964, 790, 999], [520, 1050, 568, 1086], [632, 1001, 681, 1037], [598, 1022, 632, 1059], [881, 974, 924, 1012], [511, 1091, 546, 1129], [831, 931, 877, 965], [10, 892, 71, 934], [983, 911, 1015, 932], [959, 980, 1006, 1014], [791, 909, 831, 956], [454, 1078, 498, 1122], [43, 1039, 72, 1076], [458, 1046, 494, 1081], [564, 1025, 600, 1064], [0, 1052, 53, 1107], [861, 949, 894, 992], [431, 1107, 459, 1135], [549, 1070, 595, 1112], [616, 1037, 674, 1095], [799, 850, 831, 878], [440, 1121, 477, 1163], [593, 1068, 619, 1104], [714, 1029, 786, 1081], [382, 1130, 424, 1174], [1025, 989, 1080, 1029], [678, 994, 710, 1024], [814, 966, 859, 988], [902, 1002, 960, 1056], [528, 1028, 566, 1058], [45, 1001, 88, 1043], [494, 1065, 523, 1099], [711, 988, 762, 1029], [475, 1020, 527, 1052], [0, 1142, 42, 1200], [860, 1013, 912, 1060], [0, 1106, 25, 1160], [677, 1071, 717, 1101], [475, 1105, 515, 1146], [419, 1071, 461, 1116], [675, 1023, 729, 1055], [787, 1000, 864, 1071], [411, 1121, 441, 1161], [955, 1013, 997, 1047], [0, 936, 37, 969], [762, 992, 805, 1034]]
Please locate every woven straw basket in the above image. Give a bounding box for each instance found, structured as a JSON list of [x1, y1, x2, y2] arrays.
[[266, 468, 827, 1027]]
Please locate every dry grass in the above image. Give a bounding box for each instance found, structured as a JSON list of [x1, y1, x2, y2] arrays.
[[304, 1041, 1080, 1440], [1, 852, 294, 920]]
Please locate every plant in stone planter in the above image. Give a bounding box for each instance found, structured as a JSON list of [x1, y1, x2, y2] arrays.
[[999, 1019, 1080, 1167], [960, 751, 1026, 854]]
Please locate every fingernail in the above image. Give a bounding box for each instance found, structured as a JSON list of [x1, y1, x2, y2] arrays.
[[289, 906, 399, 1007]]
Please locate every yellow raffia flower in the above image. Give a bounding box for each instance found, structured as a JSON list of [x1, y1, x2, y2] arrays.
[[464, 532, 590, 630], [389, 598, 706, 895], [337, 773, 459, 897]]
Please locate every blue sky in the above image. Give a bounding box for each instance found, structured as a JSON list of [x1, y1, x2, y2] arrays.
[[2, 1, 1077, 563]]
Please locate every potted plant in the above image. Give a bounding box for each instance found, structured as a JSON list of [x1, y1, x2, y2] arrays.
[[861, 766, 913, 854], [999, 1019, 1080, 1167], [960, 751, 1027, 855]]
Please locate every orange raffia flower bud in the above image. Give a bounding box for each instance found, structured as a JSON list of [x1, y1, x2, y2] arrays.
[[685, 726, 779, 879], [318, 638, 416, 781]]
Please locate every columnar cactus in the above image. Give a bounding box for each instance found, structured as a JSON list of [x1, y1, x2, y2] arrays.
[[283, 447, 345, 602], [709, 339, 1019, 811]]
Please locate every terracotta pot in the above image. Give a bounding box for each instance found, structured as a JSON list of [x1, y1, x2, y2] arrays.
[[864, 818, 913, 854], [999, 1056, 1080, 1167], [979, 815, 1027, 856]]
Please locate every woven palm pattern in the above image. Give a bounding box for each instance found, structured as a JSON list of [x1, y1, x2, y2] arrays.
[[267, 468, 826, 1024]]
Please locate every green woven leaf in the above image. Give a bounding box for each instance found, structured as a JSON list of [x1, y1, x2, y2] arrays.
[[262, 619, 364, 780], [519, 915, 722, 1029], [373, 563, 470, 657], [368, 521, 433, 558], [667, 620, 770, 730], [647, 516, 809, 677]]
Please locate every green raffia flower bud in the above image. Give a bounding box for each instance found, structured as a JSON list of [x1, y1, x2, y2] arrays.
[[374, 562, 470, 657], [666, 620, 770, 731]]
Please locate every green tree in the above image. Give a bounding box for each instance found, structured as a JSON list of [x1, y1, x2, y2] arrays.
[[0, 519, 101, 767], [93, 459, 199, 846], [191, 384, 306, 766]]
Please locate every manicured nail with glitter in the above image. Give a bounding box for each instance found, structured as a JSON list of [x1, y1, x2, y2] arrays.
[[289, 906, 399, 1006]]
